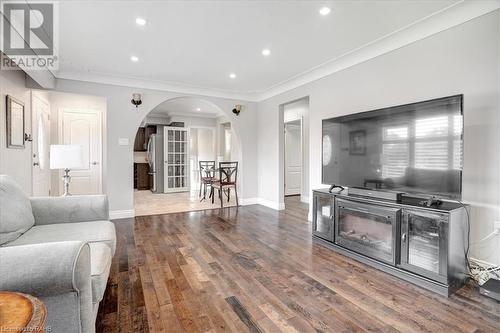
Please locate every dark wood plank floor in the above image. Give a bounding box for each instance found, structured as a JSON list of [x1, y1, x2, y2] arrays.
[[97, 197, 500, 333]]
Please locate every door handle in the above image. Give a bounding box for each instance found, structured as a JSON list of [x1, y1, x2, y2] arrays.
[[33, 162, 39, 166], [402, 233, 407, 243], [92, 161, 98, 165]]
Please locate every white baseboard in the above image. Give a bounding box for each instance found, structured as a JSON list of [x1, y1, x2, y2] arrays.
[[109, 209, 135, 219], [257, 198, 285, 210], [240, 197, 259, 205]]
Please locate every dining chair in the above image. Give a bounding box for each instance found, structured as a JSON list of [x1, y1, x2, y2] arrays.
[[211, 161, 238, 208], [199, 160, 215, 200]]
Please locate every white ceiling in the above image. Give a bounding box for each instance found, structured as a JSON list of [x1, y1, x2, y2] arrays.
[[56, 0, 462, 97], [148, 97, 226, 119]]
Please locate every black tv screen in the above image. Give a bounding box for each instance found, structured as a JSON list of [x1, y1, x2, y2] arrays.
[[322, 95, 463, 200]]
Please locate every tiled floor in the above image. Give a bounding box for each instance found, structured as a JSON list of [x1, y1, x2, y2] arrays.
[[134, 188, 237, 216]]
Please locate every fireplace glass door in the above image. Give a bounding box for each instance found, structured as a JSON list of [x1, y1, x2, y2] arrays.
[[335, 199, 399, 264], [399, 209, 448, 283]]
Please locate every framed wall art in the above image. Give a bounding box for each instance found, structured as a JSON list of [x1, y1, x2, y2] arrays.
[[6, 95, 25, 149]]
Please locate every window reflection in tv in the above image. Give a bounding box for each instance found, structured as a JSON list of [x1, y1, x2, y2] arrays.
[[322, 95, 463, 200]]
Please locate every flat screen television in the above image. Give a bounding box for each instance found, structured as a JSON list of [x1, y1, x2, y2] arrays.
[[322, 95, 463, 200]]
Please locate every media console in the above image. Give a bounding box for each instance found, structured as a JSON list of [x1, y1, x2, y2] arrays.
[[312, 188, 469, 296]]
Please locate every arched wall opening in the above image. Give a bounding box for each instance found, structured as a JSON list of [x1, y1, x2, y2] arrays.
[[49, 78, 258, 217], [131, 96, 244, 214]]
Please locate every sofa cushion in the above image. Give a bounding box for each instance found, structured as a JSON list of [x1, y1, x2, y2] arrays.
[[4, 221, 116, 254], [89, 242, 112, 303], [0, 175, 35, 245]]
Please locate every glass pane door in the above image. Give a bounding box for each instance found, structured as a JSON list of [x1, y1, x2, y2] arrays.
[[313, 194, 334, 241], [164, 127, 189, 193], [400, 209, 447, 281]]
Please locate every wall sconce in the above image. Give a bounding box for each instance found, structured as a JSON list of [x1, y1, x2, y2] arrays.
[[232, 105, 241, 116], [131, 93, 142, 108]]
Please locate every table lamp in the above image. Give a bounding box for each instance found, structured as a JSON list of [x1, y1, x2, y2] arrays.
[[50, 144, 84, 196]]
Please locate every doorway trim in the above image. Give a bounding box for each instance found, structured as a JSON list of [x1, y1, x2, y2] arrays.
[[279, 96, 310, 212], [284, 117, 303, 197], [31, 93, 51, 196]]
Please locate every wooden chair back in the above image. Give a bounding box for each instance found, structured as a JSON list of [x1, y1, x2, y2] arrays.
[[199, 161, 216, 180], [218, 162, 238, 186]]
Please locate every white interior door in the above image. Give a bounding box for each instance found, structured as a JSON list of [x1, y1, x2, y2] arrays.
[[60, 109, 102, 194], [285, 122, 302, 196], [32, 95, 51, 196]]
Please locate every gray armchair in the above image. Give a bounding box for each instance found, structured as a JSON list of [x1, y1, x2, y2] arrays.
[[0, 175, 116, 333]]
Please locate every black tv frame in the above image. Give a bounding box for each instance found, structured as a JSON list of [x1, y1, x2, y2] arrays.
[[321, 94, 464, 200]]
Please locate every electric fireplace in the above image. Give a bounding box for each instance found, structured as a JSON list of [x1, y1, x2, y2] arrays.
[[335, 198, 400, 265]]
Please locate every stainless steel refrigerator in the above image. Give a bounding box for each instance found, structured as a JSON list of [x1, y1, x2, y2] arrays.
[[146, 127, 164, 193]]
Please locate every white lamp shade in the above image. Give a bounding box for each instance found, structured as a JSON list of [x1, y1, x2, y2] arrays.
[[50, 145, 84, 169]]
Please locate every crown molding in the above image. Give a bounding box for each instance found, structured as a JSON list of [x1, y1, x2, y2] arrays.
[[256, 0, 500, 101], [55, 70, 258, 101], [54, 0, 500, 103]]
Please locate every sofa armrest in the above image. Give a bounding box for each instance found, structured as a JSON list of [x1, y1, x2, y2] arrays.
[[0, 241, 91, 296], [30, 195, 109, 225], [0, 241, 94, 333]]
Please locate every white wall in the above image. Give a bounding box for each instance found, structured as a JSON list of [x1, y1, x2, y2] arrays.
[[0, 69, 32, 194], [284, 98, 310, 202], [257, 11, 500, 265], [52, 79, 258, 216], [46, 91, 107, 195]]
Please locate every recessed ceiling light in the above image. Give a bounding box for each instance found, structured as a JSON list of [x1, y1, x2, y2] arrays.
[[196, 108, 201, 111], [136, 17, 147, 26], [229, 73, 236, 79], [130, 56, 139, 62], [262, 48, 271, 56], [319, 7, 331, 16]]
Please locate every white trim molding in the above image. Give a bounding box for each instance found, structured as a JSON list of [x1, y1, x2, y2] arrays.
[[257, 198, 285, 211], [109, 209, 135, 219], [56, 71, 257, 102], [240, 197, 259, 205], [258, 0, 500, 100]]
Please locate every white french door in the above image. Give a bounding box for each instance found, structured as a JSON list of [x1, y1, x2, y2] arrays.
[[164, 126, 190, 193], [32, 94, 51, 196], [59, 109, 102, 195]]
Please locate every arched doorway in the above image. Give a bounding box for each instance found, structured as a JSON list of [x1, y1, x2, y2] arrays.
[[132, 96, 242, 216]]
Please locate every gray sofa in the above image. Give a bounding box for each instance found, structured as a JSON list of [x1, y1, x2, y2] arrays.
[[0, 175, 116, 333]]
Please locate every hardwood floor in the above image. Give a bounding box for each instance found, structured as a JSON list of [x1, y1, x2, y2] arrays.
[[97, 198, 500, 333]]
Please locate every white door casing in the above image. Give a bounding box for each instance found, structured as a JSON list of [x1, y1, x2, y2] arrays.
[[59, 109, 102, 195], [285, 122, 302, 196], [32, 94, 51, 196]]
